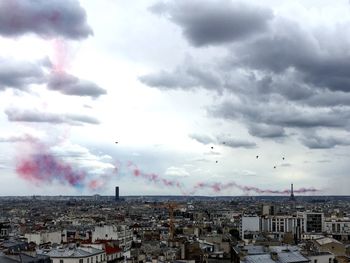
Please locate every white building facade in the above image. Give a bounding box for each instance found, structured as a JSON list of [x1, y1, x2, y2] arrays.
[[25, 231, 62, 245], [325, 218, 350, 234], [38, 246, 106, 263], [92, 225, 132, 249], [240, 216, 260, 239]]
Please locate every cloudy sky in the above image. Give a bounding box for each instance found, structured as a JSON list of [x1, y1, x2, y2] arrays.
[[1, 0, 350, 196]]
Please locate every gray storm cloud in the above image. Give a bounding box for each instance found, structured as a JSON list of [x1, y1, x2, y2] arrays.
[[0, 134, 38, 143], [300, 133, 350, 149], [144, 2, 350, 148], [0, 57, 106, 98], [0, 57, 46, 91], [48, 73, 107, 98], [150, 0, 273, 47], [0, 0, 92, 39], [190, 133, 256, 149], [140, 66, 222, 91], [248, 123, 286, 139], [5, 108, 100, 126]]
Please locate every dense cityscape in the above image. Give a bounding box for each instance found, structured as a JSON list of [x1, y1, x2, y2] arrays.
[[1, 186, 350, 263]]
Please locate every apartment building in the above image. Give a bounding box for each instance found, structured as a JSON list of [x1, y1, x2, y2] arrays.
[[38, 246, 106, 263]]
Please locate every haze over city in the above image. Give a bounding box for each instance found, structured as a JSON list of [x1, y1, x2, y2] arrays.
[[1, 0, 350, 196]]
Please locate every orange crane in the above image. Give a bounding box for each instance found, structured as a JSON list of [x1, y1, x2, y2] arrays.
[[154, 202, 179, 241]]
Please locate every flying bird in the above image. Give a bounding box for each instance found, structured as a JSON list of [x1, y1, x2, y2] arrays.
[[216, 161, 218, 163], [115, 142, 118, 144], [211, 146, 214, 149], [274, 166, 276, 169], [282, 157, 285, 160], [256, 155, 259, 159]]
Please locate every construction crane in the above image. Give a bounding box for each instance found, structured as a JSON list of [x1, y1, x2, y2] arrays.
[[153, 202, 179, 241]]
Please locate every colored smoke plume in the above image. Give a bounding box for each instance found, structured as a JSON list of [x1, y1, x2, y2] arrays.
[[15, 139, 113, 191], [125, 162, 319, 195], [16, 152, 86, 188], [14, 139, 319, 195], [16, 149, 319, 195], [52, 38, 69, 73], [127, 161, 183, 190], [189, 181, 318, 195]]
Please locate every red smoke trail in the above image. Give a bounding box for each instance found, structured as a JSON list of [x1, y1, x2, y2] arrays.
[[16, 153, 86, 188], [52, 38, 69, 73], [16, 149, 319, 194], [188, 181, 318, 195], [125, 161, 318, 195], [15, 139, 112, 191], [14, 137, 318, 195], [88, 179, 105, 190], [114, 160, 121, 175], [127, 161, 183, 191]]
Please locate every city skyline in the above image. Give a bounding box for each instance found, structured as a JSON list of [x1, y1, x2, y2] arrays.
[[1, 0, 350, 195]]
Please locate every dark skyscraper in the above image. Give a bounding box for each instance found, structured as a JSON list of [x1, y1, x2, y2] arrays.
[[115, 186, 119, 201], [290, 183, 295, 201]]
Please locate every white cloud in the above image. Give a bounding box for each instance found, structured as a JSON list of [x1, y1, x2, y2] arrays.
[[165, 166, 190, 177], [50, 142, 115, 175]]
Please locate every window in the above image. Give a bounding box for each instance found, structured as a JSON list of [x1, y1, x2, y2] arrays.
[[60, 260, 64, 263], [314, 260, 317, 263], [79, 259, 83, 263], [272, 222, 276, 232], [329, 259, 332, 263], [96, 256, 98, 263], [87, 258, 89, 263]]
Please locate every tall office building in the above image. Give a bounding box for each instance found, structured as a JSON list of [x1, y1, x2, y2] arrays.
[[305, 212, 324, 233], [115, 186, 119, 201], [290, 183, 295, 201]]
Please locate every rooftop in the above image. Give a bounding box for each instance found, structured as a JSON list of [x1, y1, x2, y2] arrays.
[[315, 237, 342, 246], [38, 247, 104, 258]]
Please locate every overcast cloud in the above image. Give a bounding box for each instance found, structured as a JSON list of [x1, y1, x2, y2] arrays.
[[48, 73, 106, 98], [5, 108, 100, 125], [0, 0, 92, 39], [0, 57, 46, 91], [150, 0, 273, 47], [0, 0, 349, 195]]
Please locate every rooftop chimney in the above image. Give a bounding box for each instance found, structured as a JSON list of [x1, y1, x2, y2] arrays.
[[270, 252, 278, 261]]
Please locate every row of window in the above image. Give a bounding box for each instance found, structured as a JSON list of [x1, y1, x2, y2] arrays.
[[313, 258, 333, 263], [58, 254, 106, 263]]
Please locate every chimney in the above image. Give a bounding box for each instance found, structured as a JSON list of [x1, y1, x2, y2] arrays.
[[239, 248, 248, 259], [270, 252, 278, 261]]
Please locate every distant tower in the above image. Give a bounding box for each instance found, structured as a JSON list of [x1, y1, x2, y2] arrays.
[[290, 183, 295, 201], [115, 186, 119, 201]]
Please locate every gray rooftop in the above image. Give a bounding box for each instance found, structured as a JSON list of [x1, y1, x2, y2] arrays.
[[38, 247, 104, 258], [241, 245, 266, 255], [277, 251, 309, 263], [242, 251, 310, 263], [244, 254, 276, 263]]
